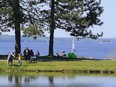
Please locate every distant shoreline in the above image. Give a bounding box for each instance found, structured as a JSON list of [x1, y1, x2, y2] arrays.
[[1, 35, 116, 39]]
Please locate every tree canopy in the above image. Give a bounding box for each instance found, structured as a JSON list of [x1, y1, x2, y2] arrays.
[[22, 25, 44, 39], [0, 0, 45, 54], [0, 0, 45, 30], [0, 0, 104, 56], [39, 0, 104, 56], [40, 0, 103, 39]]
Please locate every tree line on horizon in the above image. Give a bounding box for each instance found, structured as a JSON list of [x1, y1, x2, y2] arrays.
[[0, 0, 104, 56]]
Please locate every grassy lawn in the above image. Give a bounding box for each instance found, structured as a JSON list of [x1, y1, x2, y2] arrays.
[[0, 60, 116, 72]]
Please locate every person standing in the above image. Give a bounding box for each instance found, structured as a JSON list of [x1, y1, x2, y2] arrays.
[[23, 47, 30, 62], [18, 53, 22, 66], [7, 51, 15, 66]]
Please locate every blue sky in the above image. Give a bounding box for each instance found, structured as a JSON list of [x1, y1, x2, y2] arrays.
[[99, 0, 116, 38], [3, 0, 116, 38]]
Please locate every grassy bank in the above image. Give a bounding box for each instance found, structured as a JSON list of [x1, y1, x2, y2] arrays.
[[0, 60, 116, 73]]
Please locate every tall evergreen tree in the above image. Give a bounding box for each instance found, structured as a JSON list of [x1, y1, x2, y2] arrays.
[[0, 0, 44, 55], [40, 0, 103, 56], [0, 0, 103, 56], [49, 0, 55, 56]]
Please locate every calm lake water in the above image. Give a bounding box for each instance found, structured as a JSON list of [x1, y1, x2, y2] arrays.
[[1, 35, 116, 59], [0, 74, 116, 87]]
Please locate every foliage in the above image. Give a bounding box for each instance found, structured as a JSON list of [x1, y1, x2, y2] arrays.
[[40, 0, 104, 56], [22, 25, 44, 39], [0, 0, 47, 38], [0, 0, 44, 31], [0, 0, 45, 54], [68, 53, 77, 58], [0, 0, 104, 56], [40, 0, 104, 39]]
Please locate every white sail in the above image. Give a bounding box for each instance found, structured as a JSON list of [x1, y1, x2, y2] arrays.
[[72, 38, 75, 52]]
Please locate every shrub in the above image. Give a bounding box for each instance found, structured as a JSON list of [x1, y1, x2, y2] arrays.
[[68, 53, 77, 58]]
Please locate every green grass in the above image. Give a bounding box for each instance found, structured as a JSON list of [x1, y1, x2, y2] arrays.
[[0, 60, 116, 72]]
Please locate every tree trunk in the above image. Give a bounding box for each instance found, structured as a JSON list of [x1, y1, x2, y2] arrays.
[[49, 0, 55, 57], [15, 23, 21, 55], [14, 0, 21, 55]]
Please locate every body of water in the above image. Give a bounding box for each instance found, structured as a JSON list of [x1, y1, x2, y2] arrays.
[[1, 35, 116, 59], [0, 74, 116, 87]]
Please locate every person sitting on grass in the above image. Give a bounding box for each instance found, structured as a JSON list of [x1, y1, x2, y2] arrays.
[[35, 50, 40, 58], [56, 52, 60, 57], [62, 51, 66, 57], [7, 51, 15, 66]]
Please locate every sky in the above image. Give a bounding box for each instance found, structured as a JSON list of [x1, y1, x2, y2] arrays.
[[3, 0, 116, 38], [97, 0, 116, 38]]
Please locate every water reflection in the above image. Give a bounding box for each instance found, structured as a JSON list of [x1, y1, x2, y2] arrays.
[[0, 73, 116, 87], [8, 73, 23, 87]]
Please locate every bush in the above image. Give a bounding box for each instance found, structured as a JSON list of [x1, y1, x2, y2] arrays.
[[68, 53, 77, 58]]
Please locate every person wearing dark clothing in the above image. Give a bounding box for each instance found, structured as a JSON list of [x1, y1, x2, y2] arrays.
[[62, 51, 66, 57], [35, 50, 40, 60], [29, 49, 35, 63], [30, 50, 40, 63], [35, 50, 40, 57], [30, 49, 34, 57], [56, 52, 60, 57], [23, 47, 30, 62], [7, 51, 15, 66]]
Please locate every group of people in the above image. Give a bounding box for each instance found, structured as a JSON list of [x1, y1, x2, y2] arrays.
[[7, 47, 67, 66], [7, 47, 40, 66], [23, 47, 40, 62], [56, 51, 67, 57], [7, 51, 22, 66]]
